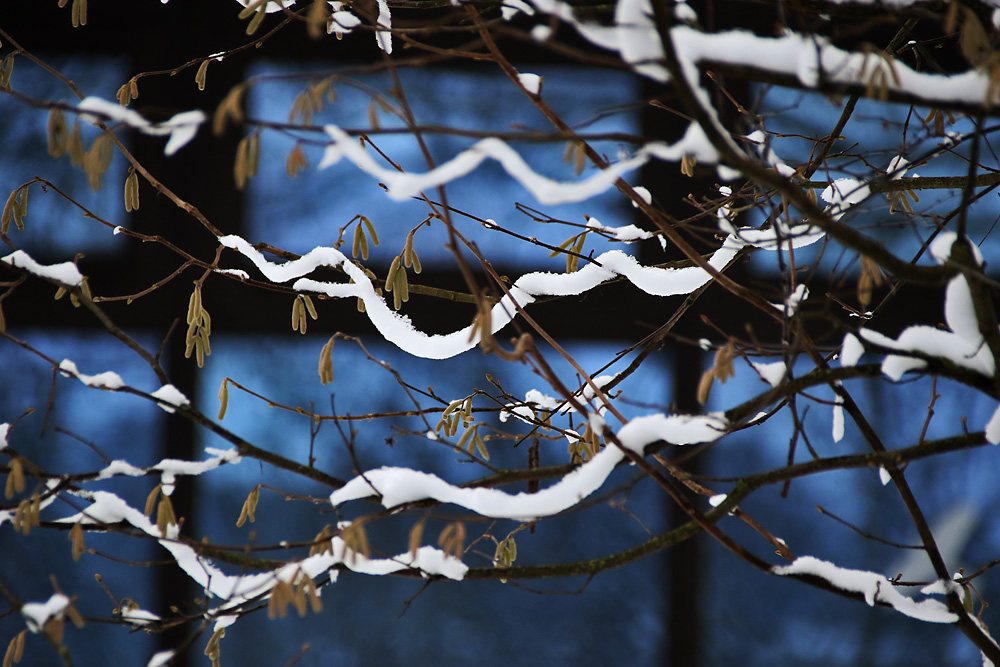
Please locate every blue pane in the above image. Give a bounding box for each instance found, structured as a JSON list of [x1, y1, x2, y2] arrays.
[[195, 333, 671, 496], [188, 333, 672, 664], [748, 86, 996, 276], [0, 329, 163, 664], [0, 55, 129, 257], [245, 63, 642, 267], [0, 328, 165, 471], [702, 358, 998, 665]]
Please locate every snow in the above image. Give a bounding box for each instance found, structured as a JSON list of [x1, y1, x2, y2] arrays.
[[213, 615, 238, 632], [150, 384, 191, 413], [586, 217, 655, 242], [153, 449, 242, 492], [147, 651, 176, 667], [52, 485, 461, 627], [210, 552, 342, 611], [582, 374, 617, 401], [329, 9, 361, 36], [96, 460, 146, 479], [318, 118, 738, 207], [319, 125, 651, 205], [58, 359, 125, 390], [971, 616, 1000, 667], [2, 250, 84, 286], [220, 234, 526, 359], [922, 578, 963, 597], [648, 121, 724, 165], [860, 275, 995, 379], [943, 277, 983, 343], [861, 234, 994, 379], [56, 490, 324, 608], [745, 130, 797, 178], [617, 412, 727, 450], [588, 412, 607, 433], [219, 233, 744, 360], [614, 0, 667, 82], [832, 391, 845, 443], [674, 1, 697, 22], [630, 186, 652, 206], [670, 27, 1000, 107], [21, 593, 71, 632], [375, 0, 392, 53], [515, 248, 719, 298], [930, 231, 982, 267], [0, 423, 8, 450], [331, 536, 467, 580], [215, 268, 249, 279], [730, 221, 825, 251], [786, 284, 808, 314], [526, 388, 562, 411], [840, 333, 864, 367], [78, 96, 148, 129], [821, 178, 871, 207], [330, 457, 624, 520], [750, 360, 786, 387], [154, 451, 241, 478], [330, 412, 726, 520], [501, 0, 535, 19], [499, 403, 535, 424], [767, 284, 810, 314], [773, 556, 958, 623], [887, 155, 910, 179], [78, 97, 205, 155], [531, 24, 552, 41], [517, 72, 542, 95], [509, 0, 1000, 220], [159, 110, 208, 156], [121, 605, 161, 625], [986, 404, 1000, 445], [708, 494, 726, 507], [875, 354, 928, 381], [234, 0, 296, 12]]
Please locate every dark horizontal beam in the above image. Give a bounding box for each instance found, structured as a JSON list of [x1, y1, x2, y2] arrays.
[[2, 254, 948, 346]]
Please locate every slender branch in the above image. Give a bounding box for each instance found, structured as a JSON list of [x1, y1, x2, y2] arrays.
[[800, 171, 1000, 193]]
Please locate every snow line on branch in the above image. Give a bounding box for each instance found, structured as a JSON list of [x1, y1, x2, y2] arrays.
[[329, 413, 728, 520], [520, 0, 1000, 107], [58, 359, 125, 390], [219, 234, 532, 359], [859, 275, 996, 380], [2, 250, 84, 286], [318, 122, 720, 204], [77, 97, 205, 156], [773, 556, 958, 623], [219, 229, 812, 359], [21, 594, 71, 633], [670, 27, 1000, 107], [856, 234, 996, 381], [54, 489, 465, 623]]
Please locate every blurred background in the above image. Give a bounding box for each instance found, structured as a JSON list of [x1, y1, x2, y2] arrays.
[[2, 2, 999, 665]]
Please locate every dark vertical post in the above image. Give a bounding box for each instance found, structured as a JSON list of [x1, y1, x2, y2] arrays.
[[638, 92, 708, 663], [642, 1, 760, 657], [667, 347, 704, 666], [123, 4, 247, 661]]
